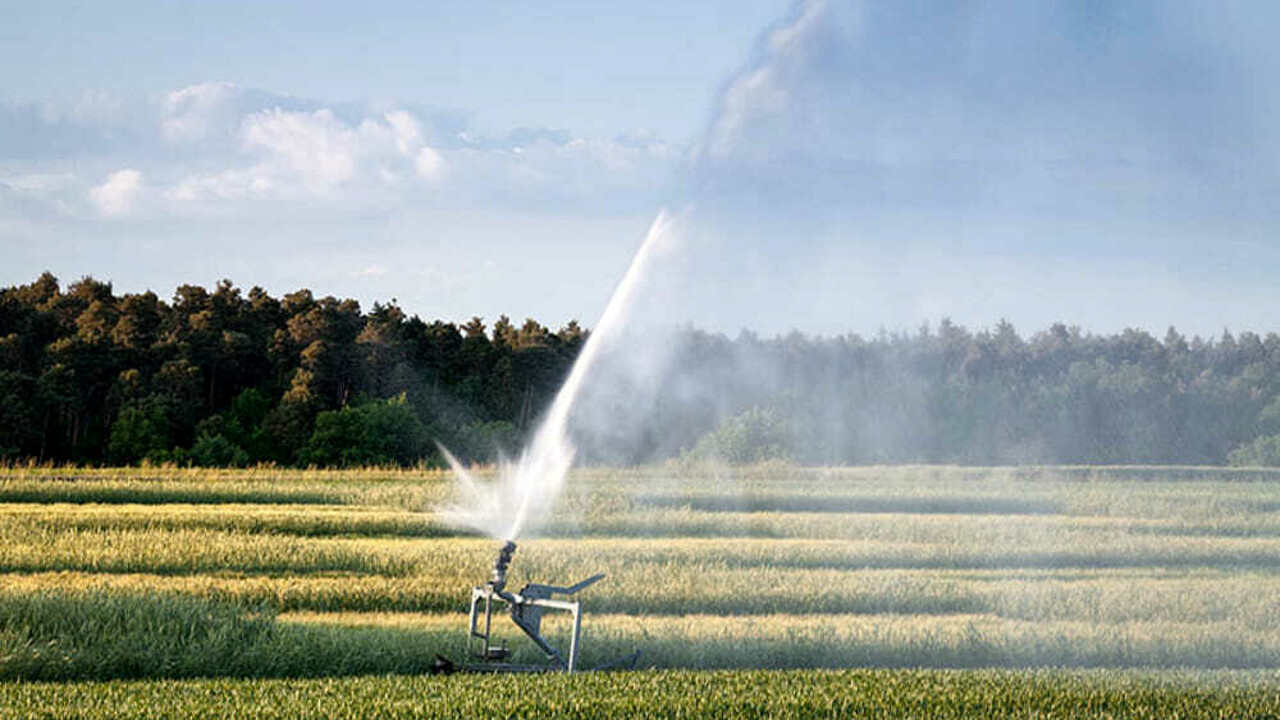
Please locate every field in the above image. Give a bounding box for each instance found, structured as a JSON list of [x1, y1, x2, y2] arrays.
[[1, 465, 1279, 717]]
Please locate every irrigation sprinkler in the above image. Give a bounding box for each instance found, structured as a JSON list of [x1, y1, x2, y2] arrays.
[[466, 540, 638, 673]]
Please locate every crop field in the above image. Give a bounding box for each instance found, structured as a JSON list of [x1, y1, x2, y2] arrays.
[[1, 465, 1278, 717]]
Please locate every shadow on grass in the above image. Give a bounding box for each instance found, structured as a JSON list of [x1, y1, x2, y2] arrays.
[[0, 590, 449, 681]]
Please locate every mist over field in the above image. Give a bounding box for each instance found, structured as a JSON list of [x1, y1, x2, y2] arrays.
[[553, 0, 1280, 473]]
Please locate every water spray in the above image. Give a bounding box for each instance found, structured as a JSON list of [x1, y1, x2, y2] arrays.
[[440, 211, 680, 672], [436, 209, 682, 540]]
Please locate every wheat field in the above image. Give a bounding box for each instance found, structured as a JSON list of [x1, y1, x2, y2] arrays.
[[1, 465, 1278, 716]]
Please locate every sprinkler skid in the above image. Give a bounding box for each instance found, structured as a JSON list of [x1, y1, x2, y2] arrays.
[[467, 540, 635, 672]]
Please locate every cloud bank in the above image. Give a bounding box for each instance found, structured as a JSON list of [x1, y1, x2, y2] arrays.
[[0, 82, 676, 330], [695, 0, 1276, 203], [0, 82, 675, 222], [654, 0, 1280, 334]]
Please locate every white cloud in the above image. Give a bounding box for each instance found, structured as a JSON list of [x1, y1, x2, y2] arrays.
[[382, 109, 444, 180], [414, 147, 444, 179], [163, 107, 451, 211], [159, 105, 671, 215], [384, 110, 422, 155], [2, 82, 675, 223], [161, 81, 238, 141], [88, 169, 143, 217], [242, 109, 361, 192]]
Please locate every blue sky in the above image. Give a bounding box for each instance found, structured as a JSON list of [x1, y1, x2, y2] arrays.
[[2, 1, 1277, 337], [1, 1, 785, 140]]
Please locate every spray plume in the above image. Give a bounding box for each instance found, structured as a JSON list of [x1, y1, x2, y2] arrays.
[[437, 209, 681, 539], [433, 3, 826, 537]]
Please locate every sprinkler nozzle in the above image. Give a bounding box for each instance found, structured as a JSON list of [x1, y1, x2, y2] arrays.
[[490, 540, 517, 591]]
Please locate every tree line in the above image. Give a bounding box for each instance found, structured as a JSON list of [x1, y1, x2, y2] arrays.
[[1, 273, 1278, 467], [654, 321, 1280, 467], [0, 274, 584, 466]]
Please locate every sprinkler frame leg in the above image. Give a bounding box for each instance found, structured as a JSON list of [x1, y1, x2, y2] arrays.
[[568, 603, 581, 673], [466, 585, 589, 671], [468, 587, 504, 661]]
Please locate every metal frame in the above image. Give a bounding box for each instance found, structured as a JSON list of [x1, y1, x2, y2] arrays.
[[467, 573, 604, 672]]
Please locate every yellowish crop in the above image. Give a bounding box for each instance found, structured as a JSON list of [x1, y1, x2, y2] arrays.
[[1, 464, 1278, 683]]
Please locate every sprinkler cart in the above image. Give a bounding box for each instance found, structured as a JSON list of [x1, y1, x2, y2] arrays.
[[462, 541, 639, 673]]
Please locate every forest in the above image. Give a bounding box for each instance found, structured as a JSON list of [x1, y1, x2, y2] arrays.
[[1, 273, 1278, 467]]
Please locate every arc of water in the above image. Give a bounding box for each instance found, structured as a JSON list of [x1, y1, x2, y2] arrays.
[[437, 208, 682, 540]]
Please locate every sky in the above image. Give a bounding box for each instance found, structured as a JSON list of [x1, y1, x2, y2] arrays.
[[2, 0, 1277, 338]]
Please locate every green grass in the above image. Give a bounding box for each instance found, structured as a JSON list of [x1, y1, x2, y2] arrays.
[[0, 590, 453, 681], [2, 669, 1278, 719], [288, 609, 1280, 670]]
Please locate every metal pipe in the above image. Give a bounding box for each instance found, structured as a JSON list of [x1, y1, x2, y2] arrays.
[[490, 540, 517, 593]]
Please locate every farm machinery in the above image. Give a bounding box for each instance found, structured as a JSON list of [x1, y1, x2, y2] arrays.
[[460, 540, 638, 673]]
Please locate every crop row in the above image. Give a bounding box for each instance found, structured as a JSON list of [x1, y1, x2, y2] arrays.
[[6, 567, 1278, 627], [7, 501, 1280, 541], [4, 524, 1280, 581], [3, 669, 1279, 719], [6, 466, 1278, 518], [0, 525, 416, 576], [286, 609, 1280, 670]]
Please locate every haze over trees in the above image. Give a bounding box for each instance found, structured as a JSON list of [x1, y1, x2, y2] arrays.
[[1, 273, 1278, 467]]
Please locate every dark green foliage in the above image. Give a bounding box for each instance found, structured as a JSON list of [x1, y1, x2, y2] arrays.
[[300, 395, 426, 466], [454, 419, 520, 463], [189, 432, 250, 467], [222, 388, 275, 458], [0, 275, 582, 466], [106, 402, 172, 464], [187, 389, 270, 466], [1228, 435, 1280, 467], [2, 273, 1280, 467], [0, 371, 38, 459], [264, 396, 316, 464]]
